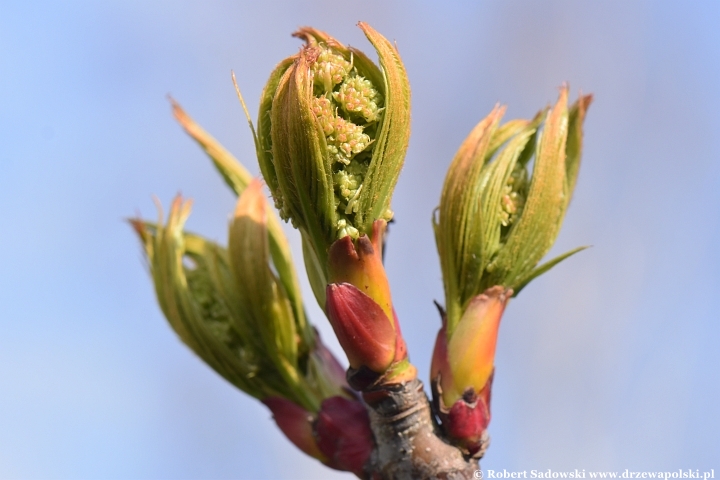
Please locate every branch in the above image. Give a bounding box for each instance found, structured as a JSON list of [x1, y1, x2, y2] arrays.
[[362, 378, 478, 479]]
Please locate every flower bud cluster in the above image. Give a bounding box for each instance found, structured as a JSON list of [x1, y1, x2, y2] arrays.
[[334, 76, 383, 122], [256, 24, 410, 290], [499, 164, 527, 227], [311, 96, 370, 167], [308, 45, 384, 240], [312, 49, 352, 92], [132, 21, 596, 472]]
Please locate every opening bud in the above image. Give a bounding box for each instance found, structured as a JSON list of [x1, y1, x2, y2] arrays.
[[435, 87, 592, 331], [256, 24, 411, 302]]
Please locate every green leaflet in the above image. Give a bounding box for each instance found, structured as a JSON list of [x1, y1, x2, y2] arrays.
[[354, 22, 412, 234], [487, 88, 570, 289], [468, 126, 538, 302], [436, 106, 504, 329], [229, 181, 299, 388], [269, 50, 336, 266], [512, 245, 590, 296], [565, 94, 593, 208], [256, 57, 295, 214]]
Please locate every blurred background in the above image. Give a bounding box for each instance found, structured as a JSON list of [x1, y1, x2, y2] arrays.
[[2, 1, 719, 478]]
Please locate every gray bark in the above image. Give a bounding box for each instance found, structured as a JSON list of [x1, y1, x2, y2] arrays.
[[362, 379, 479, 480]]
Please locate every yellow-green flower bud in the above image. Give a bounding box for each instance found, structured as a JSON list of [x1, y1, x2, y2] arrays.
[[334, 76, 383, 123], [312, 49, 352, 93], [255, 24, 411, 304], [435, 87, 592, 332]]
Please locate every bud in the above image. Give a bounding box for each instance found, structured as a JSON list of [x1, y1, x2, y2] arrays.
[[325, 220, 413, 389], [256, 23, 411, 307], [263, 397, 326, 461], [263, 394, 374, 476], [434, 86, 592, 332], [430, 287, 510, 457], [432, 87, 591, 456], [325, 283, 396, 374], [130, 184, 352, 412], [328, 220, 393, 322], [314, 396, 374, 476], [131, 197, 277, 401]]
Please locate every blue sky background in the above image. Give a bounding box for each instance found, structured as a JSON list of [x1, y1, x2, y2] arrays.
[[1, 1, 719, 478]]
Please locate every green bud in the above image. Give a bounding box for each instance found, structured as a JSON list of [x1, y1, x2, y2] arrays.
[[131, 189, 346, 412], [256, 24, 411, 300], [131, 199, 272, 400], [435, 87, 592, 333], [171, 100, 306, 326]]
